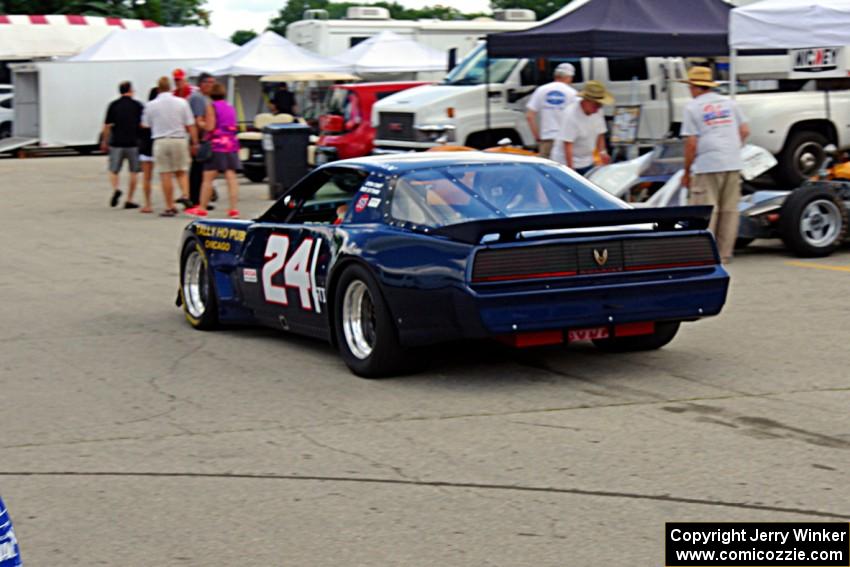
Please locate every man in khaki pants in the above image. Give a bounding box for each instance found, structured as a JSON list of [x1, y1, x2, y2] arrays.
[[681, 66, 750, 263]]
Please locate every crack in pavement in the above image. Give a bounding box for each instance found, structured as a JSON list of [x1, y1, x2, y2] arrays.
[[298, 431, 415, 481], [2, 386, 848, 451], [0, 470, 845, 520]]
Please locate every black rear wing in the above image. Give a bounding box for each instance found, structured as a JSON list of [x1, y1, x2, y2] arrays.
[[432, 206, 713, 245]]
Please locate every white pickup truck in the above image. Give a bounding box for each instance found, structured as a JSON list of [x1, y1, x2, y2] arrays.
[[372, 45, 850, 186]]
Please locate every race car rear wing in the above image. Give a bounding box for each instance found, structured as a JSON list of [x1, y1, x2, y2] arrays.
[[432, 206, 713, 245]]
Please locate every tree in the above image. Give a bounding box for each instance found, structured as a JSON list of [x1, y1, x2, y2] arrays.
[[230, 29, 258, 46], [489, 0, 570, 21], [269, 0, 488, 35]]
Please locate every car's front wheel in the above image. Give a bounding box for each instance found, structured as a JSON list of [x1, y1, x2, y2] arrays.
[[592, 322, 680, 352], [180, 240, 219, 330], [333, 264, 408, 378]]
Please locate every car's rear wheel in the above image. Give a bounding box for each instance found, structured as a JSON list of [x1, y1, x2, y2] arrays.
[[592, 322, 680, 352], [180, 241, 219, 330], [334, 264, 408, 378]]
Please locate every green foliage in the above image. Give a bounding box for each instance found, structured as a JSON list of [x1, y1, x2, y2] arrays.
[[489, 0, 571, 21], [0, 0, 209, 26], [269, 0, 488, 35], [230, 29, 258, 46]]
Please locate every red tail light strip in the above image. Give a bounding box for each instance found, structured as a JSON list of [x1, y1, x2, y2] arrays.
[[473, 270, 578, 283]]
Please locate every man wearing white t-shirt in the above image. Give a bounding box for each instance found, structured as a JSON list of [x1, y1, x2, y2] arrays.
[[554, 80, 614, 175], [525, 63, 577, 159]]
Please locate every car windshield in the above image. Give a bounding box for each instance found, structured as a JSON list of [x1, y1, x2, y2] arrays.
[[443, 44, 519, 86], [390, 162, 626, 229]]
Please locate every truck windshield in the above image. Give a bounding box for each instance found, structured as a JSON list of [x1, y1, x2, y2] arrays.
[[443, 44, 519, 86]]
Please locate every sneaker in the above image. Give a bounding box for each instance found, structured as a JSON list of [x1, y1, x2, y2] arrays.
[[110, 189, 122, 207], [227, 209, 240, 218], [185, 206, 208, 217], [123, 201, 140, 209]]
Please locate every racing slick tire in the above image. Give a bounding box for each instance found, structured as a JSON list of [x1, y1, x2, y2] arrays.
[[773, 131, 827, 187], [179, 239, 219, 330], [243, 165, 266, 183], [333, 264, 409, 378], [778, 185, 847, 257], [592, 322, 680, 353]]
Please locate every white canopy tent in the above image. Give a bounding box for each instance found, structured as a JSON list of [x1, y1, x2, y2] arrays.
[[192, 31, 354, 124], [67, 26, 237, 62], [333, 31, 447, 78], [729, 0, 850, 97], [192, 31, 353, 76]]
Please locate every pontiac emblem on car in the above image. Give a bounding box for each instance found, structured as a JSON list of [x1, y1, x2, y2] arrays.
[[593, 248, 609, 266]]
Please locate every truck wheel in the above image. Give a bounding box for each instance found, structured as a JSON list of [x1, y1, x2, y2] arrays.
[[735, 238, 754, 250], [593, 322, 680, 352], [333, 264, 410, 378], [779, 185, 847, 257], [465, 131, 521, 149], [180, 240, 219, 330], [243, 166, 266, 183], [773, 131, 828, 187]]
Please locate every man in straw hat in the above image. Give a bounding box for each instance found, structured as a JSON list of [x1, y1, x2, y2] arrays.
[[553, 80, 613, 175], [526, 62, 578, 159], [680, 66, 750, 263]]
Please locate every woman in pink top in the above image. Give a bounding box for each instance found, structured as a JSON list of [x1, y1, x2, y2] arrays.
[[187, 82, 242, 218]]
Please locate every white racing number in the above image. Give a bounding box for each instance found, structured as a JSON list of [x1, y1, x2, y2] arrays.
[[262, 234, 322, 312]]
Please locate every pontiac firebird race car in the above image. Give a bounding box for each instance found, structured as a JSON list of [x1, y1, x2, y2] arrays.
[[177, 152, 730, 377]]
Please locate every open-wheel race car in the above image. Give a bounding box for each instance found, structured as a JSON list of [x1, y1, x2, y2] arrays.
[[177, 152, 730, 377]]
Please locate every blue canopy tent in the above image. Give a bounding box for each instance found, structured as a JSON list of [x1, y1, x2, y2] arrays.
[[487, 0, 732, 59]]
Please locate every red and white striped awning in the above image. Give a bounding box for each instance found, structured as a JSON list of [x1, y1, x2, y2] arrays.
[[0, 15, 158, 60]]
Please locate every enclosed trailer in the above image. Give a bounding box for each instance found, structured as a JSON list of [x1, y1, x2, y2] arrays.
[[2, 27, 236, 153]]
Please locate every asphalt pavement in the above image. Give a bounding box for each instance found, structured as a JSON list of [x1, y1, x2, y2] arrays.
[[1, 156, 848, 566]]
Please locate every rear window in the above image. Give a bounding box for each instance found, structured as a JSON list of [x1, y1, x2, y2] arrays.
[[390, 162, 625, 229]]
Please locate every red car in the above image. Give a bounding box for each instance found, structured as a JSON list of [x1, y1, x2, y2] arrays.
[[315, 81, 427, 164]]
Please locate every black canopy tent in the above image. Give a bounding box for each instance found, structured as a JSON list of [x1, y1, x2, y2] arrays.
[[482, 0, 732, 139], [487, 0, 732, 59]]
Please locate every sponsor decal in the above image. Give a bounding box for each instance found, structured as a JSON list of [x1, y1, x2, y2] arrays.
[[354, 194, 370, 213], [367, 197, 382, 208], [792, 47, 839, 73], [243, 268, 258, 283]]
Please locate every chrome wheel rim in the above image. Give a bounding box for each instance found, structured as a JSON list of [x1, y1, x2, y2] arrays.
[[794, 142, 824, 177], [183, 250, 208, 319], [800, 199, 842, 247], [342, 280, 376, 360]]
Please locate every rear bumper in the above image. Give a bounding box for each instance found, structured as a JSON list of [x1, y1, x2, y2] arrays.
[[392, 267, 729, 346]]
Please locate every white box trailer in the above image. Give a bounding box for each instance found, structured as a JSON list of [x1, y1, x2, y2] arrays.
[[286, 8, 537, 63], [6, 58, 215, 152]]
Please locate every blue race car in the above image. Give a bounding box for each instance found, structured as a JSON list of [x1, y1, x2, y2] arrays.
[[177, 152, 729, 377]]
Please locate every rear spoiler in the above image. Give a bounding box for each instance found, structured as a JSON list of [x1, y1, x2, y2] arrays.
[[432, 206, 712, 245]]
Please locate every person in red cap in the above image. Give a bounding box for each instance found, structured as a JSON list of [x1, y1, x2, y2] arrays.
[[172, 68, 196, 99]]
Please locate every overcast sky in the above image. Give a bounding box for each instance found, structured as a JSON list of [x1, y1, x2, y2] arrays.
[[206, 0, 493, 38]]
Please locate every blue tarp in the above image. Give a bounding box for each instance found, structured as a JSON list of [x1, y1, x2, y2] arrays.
[[487, 0, 731, 58]]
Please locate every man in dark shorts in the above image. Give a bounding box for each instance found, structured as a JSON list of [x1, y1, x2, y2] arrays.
[[269, 82, 297, 115], [101, 81, 144, 208], [187, 72, 215, 207]]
